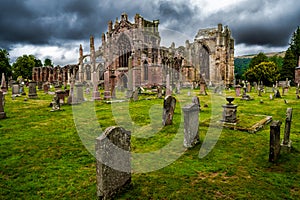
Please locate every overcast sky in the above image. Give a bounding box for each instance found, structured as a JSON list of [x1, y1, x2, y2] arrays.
[[0, 0, 299, 66]]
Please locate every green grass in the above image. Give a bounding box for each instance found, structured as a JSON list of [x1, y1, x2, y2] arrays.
[[1, 86, 300, 199]]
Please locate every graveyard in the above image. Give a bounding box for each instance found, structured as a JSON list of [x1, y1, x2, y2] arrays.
[[1, 84, 300, 199]]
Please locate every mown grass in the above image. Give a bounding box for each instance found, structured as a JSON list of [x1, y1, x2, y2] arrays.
[[0, 86, 300, 199]]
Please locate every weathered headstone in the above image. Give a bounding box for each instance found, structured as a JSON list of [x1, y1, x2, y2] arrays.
[[162, 95, 176, 126], [157, 86, 162, 98], [192, 96, 200, 110], [43, 83, 49, 93], [50, 94, 61, 112], [281, 108, 293, 152], [235, 85, 241, 97], [74, 83, 84, 103], [247, 82, 251, 92], [55, 90, 66, 104], [199, 83, 207, 95], [133, 90, 139, 101], [28, 81, 38, 98], [12, 84, 20, 96], [269, 120, 282, 162], [182, 103, 200, 148], [166, 74, 172, 96], [0, 91, 6, 119], [1, 73, 7, 94], [96, 126, 131, 200]]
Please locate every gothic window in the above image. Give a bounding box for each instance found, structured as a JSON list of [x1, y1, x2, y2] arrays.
[[118, 34, 131, 68], [199, 45, 210, 81]]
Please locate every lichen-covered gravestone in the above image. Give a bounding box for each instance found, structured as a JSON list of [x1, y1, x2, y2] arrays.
[[281, 108, 293, 152], [28, 81, 38, 98], [162, 95, 176, 126], [96, 126, 131, 200], [0, 91, 6, 119], [269, 120, 282, 162], [182, 103, 200, 148]]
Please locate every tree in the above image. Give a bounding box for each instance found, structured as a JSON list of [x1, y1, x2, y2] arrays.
[[281, 48, 297, 82], [0, 49, 12, 81], [248, 52, 268, 69], [244, 61, 280, 86], [290, 26, 300, 60], [12, 55, 36, 80], [44, 58, 53, 67], [34, 58, 43, 67]]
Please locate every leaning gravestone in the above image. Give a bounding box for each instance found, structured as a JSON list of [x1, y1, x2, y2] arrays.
[[28, 82, 38, 98], [269, 120, 282, 162], [96, 126, 131, 200], [0, 91, 6, 119], [281, 108, 293, 152], [162, 95, 176, 126], [182, 103, 200, 148]]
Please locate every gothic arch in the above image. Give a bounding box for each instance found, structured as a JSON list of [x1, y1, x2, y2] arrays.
[[198, 43, 210, 81]]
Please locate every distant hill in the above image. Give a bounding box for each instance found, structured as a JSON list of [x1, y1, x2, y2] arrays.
[[235, 51, 286, 59]]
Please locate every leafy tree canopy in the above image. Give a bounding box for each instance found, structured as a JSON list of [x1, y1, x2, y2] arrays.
[[12, 55, 36, 80], [44, 58, 53, 67], [244, 61, 280, 86], [0, 49, 12, 81], [248, 52, 268, 69]]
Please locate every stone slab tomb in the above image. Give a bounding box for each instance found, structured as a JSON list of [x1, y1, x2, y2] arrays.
[[96, 126, 131, 200], [162, 95, 176, 126]]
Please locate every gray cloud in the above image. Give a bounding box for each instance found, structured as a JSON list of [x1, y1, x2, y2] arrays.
[[0, 0, 299, 63]]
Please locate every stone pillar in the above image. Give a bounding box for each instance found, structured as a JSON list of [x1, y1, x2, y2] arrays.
[[166, 74, 172, 96], [182, 103, 200, 148], [92, 72, 101, 100], [104, 71, 111, 99], [28, 82, 38, 98], [162, 95, 176, 126], [269, 120, 282, 162], [127, 56, 133, 98], [0, 91, 6, 119], [221, 97, 238, 123], [96, 126, 131, 200], [281, 108, 293, 152]]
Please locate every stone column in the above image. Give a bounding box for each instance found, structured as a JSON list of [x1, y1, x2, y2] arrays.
[[96, 126, 131, 200], [269, 120, 282, 162], [126, 56, 133, 98], [0, 91, 6, 119], [281, 108, 293, 152], [166, 74, 172, 96], [28, 82, 38, 98], [182, 103, 200, 148]]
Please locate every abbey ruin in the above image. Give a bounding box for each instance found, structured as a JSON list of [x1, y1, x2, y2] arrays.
[[32, 13, 234, 98]]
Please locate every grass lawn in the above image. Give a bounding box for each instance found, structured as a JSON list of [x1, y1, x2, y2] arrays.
[[1, 86, 300, 199]]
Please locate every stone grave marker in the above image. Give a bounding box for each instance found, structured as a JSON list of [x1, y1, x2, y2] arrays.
[[281, 108, 293, 152], [221, 97, 238, 123], [0, 91, 6, 119], [28, 82, 38, 98], [74, 83, 84, 103], [1, 73, 7, 94], [50, 94, 61, 112], [157, 86, 162, 99], [55, 90, 66, 104], [162, 95, 176, 126], [133, 90, 139, 101], [269, 120, 282, 162], [235, 85, 241, 97], [192, 96, 200, 110], [182, 103, 200, 148], [96, 126, 131, 200], [12, 84, 20, 96]]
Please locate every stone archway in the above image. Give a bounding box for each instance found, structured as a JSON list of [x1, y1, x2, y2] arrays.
[[199, 44, 210, 81]]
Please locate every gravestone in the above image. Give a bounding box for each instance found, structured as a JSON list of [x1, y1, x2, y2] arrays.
[[55, 90, 66, 104], [133, 90, 139, 101], [0, 91, 6, 119], [74, 83, 84, 103], [50, 94, 61, 112], [274, 89, 281, 98], [247, 82, 251, 92], [96, 126, 131, 200], [43, 83, 49, 93], [162, 95, 176, 126], [1, 73, 7, 94], [192, 96, 200, 110], [269, 120, 282, 162], [12, 84, 20, 96], [157, 86, 162, 98], [199, 83, 207, 95], [281, 108, 293, 152], [182, 103, 200, 148], [235, 85, 241, 97], [221, 97, 238, 123], [166, 74, 172, 96], [28, 82, 38, 98]]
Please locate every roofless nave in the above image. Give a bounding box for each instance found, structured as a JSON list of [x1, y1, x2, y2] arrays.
[[32, 13, 235, 99]]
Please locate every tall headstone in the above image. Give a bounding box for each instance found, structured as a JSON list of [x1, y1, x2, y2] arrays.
[[1, 73, 7, 94], [74, 83, 84, 103], [235, 85, 241, 97], [12, 84, 20, 96], [28, 81, 38, 98], [96, 126, 131, 200], [157, 86, 162, 99], [182, 103, 200, 148], [92, 72, 101, 100], [281, 108, 293, 152], [166, 74, 172, 96], [162, 95, 176, 126], [247, 82, 251, 92], [0, 91, 6, 119], [269, 120, 282, 162]]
